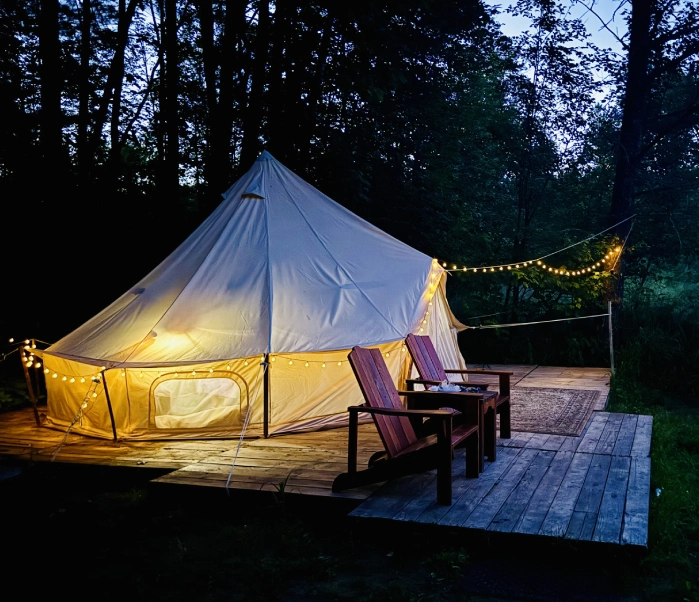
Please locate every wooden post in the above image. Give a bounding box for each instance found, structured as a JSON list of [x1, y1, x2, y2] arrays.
[[20, 349, 41, 426], [101, 369, 118, 441], [608, 300, 615, 375], [263, 354, 270, 438]]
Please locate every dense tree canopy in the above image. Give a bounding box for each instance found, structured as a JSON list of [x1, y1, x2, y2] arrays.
[[1, 0, 698, 371]]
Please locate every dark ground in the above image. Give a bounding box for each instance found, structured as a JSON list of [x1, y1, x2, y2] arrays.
[[0, 460, 649, 602]]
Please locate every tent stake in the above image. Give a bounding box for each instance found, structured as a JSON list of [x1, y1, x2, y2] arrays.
[[263, 354, 270, 438], [20, 348, 41, 426], [101, 370, 118, 441]]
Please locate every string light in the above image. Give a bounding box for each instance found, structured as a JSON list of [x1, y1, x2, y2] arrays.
[[434, 247, 621, 279]]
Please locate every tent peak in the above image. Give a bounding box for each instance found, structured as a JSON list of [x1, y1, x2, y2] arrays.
[[257, 150, 275, 162]]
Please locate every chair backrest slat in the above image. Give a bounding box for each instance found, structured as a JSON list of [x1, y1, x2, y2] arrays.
[[348, 347, 417, 457], [406, 333, 447, 381]]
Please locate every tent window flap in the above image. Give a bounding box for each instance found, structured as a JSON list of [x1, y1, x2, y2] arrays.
[[152, 377, 244, 429]]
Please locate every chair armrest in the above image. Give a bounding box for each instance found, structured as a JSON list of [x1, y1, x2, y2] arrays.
[[444, 369, 514, 376], [347, 404, 455, 419]]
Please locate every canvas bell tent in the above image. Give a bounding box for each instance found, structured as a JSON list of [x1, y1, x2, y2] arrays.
[[40, 151, 467, 440]]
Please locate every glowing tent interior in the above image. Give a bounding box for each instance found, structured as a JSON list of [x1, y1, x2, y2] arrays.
[[40, 151, 467, 440]]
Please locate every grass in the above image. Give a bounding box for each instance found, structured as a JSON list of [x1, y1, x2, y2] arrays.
[[607, 373, 699, 602]]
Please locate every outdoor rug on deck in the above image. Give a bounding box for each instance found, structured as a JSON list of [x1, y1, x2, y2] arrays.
[[508, 387, 601, 436]]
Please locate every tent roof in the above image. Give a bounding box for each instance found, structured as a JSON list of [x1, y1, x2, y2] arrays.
[[46, 151, 438, 367]]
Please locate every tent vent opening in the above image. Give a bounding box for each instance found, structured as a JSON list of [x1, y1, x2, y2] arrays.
[[241, 193, 264, 200]]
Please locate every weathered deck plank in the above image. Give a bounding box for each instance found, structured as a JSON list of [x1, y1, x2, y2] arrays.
[[622, 457, 651, 546], [489, 450, 556, 532], [512, 450, 574, 535], [538, 453, 594, 537], [593, 455, 631, 543]]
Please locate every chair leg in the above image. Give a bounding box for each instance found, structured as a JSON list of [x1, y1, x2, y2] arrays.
[[465, 432, 480, 478], [499, 401, 511, 439], [436, 418, 453, 505], [484, 406, 497, 462]]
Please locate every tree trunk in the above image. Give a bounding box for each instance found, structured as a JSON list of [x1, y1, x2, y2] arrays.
[[38, 0, 65, 182], [609, 0, 652, 239], [608, 0, 652, 323], [266, 2, 291, 163], [78, 0, 92, 186], [161, 0, 179, 206], [240, 0, 269, 168]]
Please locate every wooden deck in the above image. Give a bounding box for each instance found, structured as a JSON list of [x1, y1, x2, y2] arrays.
[[0, 364, 650, 546], [350, 411, 651, 547]]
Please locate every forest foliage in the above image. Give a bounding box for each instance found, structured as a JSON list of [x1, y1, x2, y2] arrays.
[[1, 0, 698, 383]]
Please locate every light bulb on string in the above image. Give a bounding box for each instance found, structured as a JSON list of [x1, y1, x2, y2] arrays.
[[70, 377, 75, 383], [35, 362, 41, 369], [337, 361, 342, 366]]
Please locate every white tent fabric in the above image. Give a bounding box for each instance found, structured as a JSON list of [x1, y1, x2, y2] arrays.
[[42, 151, 467, 439]]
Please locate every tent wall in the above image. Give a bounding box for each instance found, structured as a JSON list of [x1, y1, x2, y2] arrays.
[[43, 283, 466, 440]]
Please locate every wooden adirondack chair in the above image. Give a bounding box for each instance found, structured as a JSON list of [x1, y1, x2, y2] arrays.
[[404, 334, 513, 463], [332, 346, 483, 505]]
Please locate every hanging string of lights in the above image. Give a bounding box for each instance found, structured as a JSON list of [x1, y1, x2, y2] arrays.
[[433, 214, 635, 277], [436, 246, 622, 277]]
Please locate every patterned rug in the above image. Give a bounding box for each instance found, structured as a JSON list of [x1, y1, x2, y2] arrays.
[[508, 387, 601, 436]]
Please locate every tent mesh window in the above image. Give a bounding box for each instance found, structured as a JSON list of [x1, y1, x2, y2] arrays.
[[151, 376, 246, 429]]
